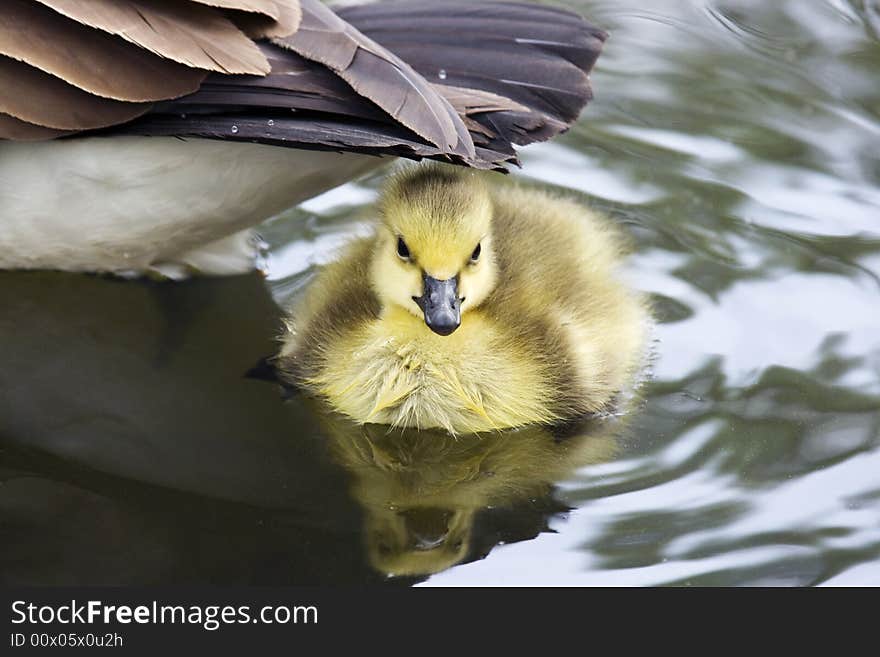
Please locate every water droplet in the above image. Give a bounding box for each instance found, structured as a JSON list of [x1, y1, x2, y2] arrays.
[[231, 125, 239, 134], [267, 119, 275, 126], [438, 69, 447, 80]]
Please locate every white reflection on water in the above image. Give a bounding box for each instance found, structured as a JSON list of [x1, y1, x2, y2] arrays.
[[648, 272, 880, 387], [519, 142, 666, 204], [266, 182, 378, 282], [733, 164, 880, 237], [605, 125, 743, 163], [267, 219, 372, 282], [423, 445, 880, 586], [823, 563, 880, 586], [298, 182, 377, 214]]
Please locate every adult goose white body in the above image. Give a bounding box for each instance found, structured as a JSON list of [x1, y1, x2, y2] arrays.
[[0, 0, 606, 275]]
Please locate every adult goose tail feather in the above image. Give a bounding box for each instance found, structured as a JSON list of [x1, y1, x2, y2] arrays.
[[273, 0, 475, 158], [27, 0, 275, 74], [336, 1, 606, 130], [0, 0, 605, 169]]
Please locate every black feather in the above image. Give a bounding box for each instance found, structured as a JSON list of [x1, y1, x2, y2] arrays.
[[107, 113, 515, 170], [337, 1, 606, 126]]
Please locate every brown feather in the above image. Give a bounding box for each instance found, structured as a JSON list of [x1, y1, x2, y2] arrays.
[[432, 84, 535, 144], [434, 84, 531, 116], [462, 116, 496, 141], [32, 0, 270, 75], [162, 42, 388, 121], [0, 56, 151, 130], [225, 0, 302, 39], [187, 0, 280, 18], [273, 0, 473, 158], [0, 113, 76, 140], [0, 0, 205, 102]]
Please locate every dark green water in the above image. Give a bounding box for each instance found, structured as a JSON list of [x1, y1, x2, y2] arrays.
[[2, 0, 879, 586]]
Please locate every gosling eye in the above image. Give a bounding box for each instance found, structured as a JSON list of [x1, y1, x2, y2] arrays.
[[470, 242, 481, 263], [397, 237, 411, 260]]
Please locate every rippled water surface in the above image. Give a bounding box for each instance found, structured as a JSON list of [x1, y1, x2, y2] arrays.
[[2, 0, 879, 586]]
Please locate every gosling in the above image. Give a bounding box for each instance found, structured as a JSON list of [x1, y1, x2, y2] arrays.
[[279, 165, 650, 434]]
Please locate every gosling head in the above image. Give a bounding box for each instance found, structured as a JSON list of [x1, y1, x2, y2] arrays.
[[370, 165, 497, 336]]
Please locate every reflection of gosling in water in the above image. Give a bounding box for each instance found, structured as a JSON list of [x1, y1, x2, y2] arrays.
[[280, 164, 650, 434], [318, 411, 622, 577]]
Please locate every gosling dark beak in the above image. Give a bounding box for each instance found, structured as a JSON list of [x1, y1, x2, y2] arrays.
[[413, 275, 461, 336], [400, 508, 453, 551]]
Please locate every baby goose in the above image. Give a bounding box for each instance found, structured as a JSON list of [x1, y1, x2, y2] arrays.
[[279, 165, 650, 434]]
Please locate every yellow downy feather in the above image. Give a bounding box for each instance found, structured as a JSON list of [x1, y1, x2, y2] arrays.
[[280, 164, 651, 435]]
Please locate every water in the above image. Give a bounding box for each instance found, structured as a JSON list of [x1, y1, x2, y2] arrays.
[[2, 0, 879, 586]]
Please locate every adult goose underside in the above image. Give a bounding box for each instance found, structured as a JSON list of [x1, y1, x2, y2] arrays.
[[0, 0, 606, 168]]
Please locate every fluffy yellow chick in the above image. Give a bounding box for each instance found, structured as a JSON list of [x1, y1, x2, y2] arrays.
[[279, 164, 650, 434]]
